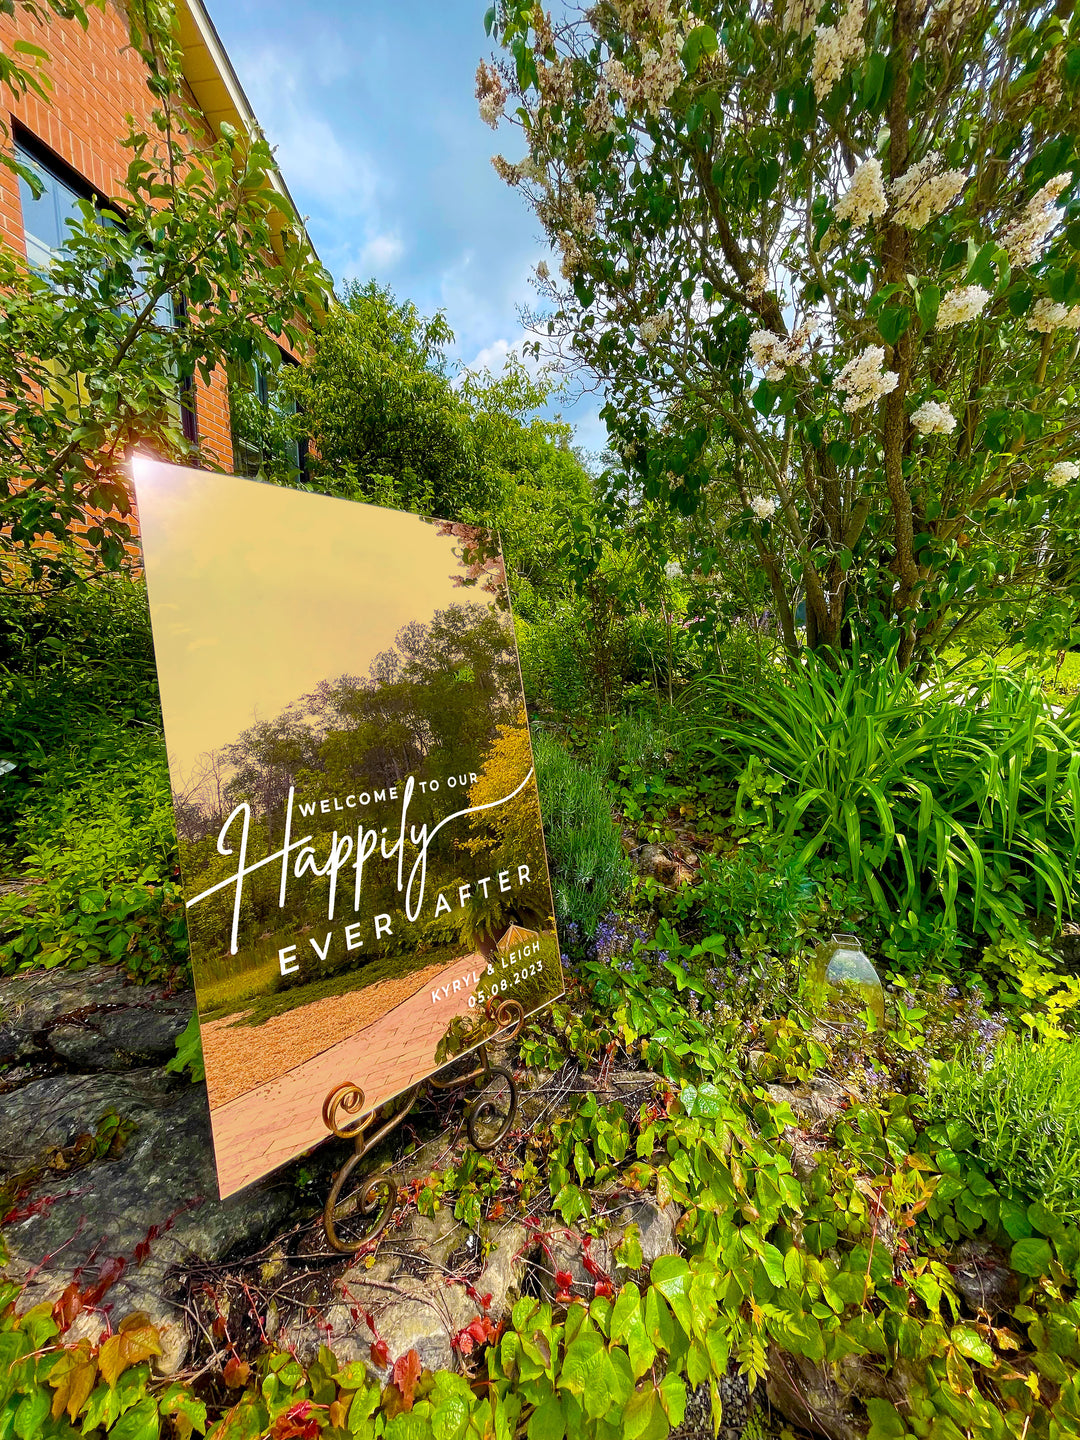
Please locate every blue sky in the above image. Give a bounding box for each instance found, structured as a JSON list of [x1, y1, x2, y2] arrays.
[[207, 0, 607, 456]]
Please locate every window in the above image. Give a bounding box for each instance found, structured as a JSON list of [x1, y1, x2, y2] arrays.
[[16, 142, 89, 271], [14, 133, 197, 443], [231, 355, 306, 481]]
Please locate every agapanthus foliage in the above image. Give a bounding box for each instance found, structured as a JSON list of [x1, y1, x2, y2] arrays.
[[482, 0, 1080, 666]]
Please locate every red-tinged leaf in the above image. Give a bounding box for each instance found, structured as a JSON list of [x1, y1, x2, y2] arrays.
[[594, 1280, 615, 1299], [555, 1270, 574, 1290], [223, 1356, 251, 1387], [481, 1292, 493, 1310], [212, 1316, 228, 1339], [370, 1338, 389, 1367], [52, 1282, 84, 1331], [455, 1332, 474, 1355], [392, 1348, 422, 1410], [82, 1255, 126, 1307], [134, 1242, 150, 1265], [363, 1310, 378, 1336]]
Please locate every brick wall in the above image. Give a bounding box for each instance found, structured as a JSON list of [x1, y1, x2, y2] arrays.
[[0, 0, 234, 468]]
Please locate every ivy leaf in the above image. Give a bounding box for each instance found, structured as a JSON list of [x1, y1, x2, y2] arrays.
[[98, 1318, 162, 1388], [109, 1396, 161, 1440], [650, 1257, 693, 1336], [950, 1326, 994, 1367], [553, 1184, 590, 1225], [756, 1242, 787, 1288], [1010, 1237, 1052, 1276], [621, 1387, 667, 1440], [47, 1339, 97, 1423], [13, 1386, 50, 1440], [658, 1372, 686, 1427], [527, 1394, 566, 1440], [865, 1398, 907, 1438], [158, 1384, 208, 1440], [391, 1349, 423, 1412]]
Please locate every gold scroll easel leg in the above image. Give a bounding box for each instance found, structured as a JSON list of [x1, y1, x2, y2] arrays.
[[321, 997, 525, 1255]]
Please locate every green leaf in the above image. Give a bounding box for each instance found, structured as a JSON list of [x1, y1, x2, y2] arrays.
[[527, 1396, 565, 1440], [621, 1388, 666, 1440], [950, 1327, 994, 1367], [649, 1257, 693, 1336], [109, 1397, 161, 1440], [865, 1397, 907, 1438], [916, 285, 940, 331], [877, 306, 911, 346], [13, 1387, 49, 1440], [1010, 1238, 1053, 1277], [756, 1243, 786, 1288]]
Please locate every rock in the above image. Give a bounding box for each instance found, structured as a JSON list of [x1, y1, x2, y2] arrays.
[[0, 965, 192, 1073], [764, 1080, 846, 1127], [766, 1344, 895, 1440], [950, 1239, 1019, 1317], [533, 1196, 682, 1301], [3, 1071, 296, 1375], [1053, 923, 1080, 968], [670, 1365, 765, 1440], [312, 1210, 533, 1375]]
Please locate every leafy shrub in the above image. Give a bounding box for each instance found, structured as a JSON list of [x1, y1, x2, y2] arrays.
[[928, 1034, 1080, 1226], [0, 575, 160, 824], [0, 729, 188, 981], [671, 844, 816, 955], [533, 731, 631, 938], [695, 650, 1080, 955]]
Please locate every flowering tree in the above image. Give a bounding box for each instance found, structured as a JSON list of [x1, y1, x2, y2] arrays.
[[480, 0, 1080, 666]]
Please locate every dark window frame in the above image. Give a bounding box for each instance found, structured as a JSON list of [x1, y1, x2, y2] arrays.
[[14, 123, 198, 446]]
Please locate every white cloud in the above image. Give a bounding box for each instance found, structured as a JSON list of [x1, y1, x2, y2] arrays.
[[466, 336, 514, 373]]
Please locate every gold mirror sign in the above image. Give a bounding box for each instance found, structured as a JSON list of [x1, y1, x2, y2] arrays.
[[132, 458, 563, 1203]]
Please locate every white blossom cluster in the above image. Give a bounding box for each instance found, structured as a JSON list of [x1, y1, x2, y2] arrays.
[[936, 284, 991, 329], [535, 260, 550, 281], [812, 0, 865, 101], [1026, 297, 1080, 333], [1000, 173, 1073, 268], [751, 496, 777, 519], [749, 321, 816, 380], [639, 308, 675, 344], [783, 0, 825, 39], [584, 86, 616, 133], [537, 57, 574, 107], [532, 7, 555, 51], [604, 28, 684, 117], [1048, 461, 1080, 489], [835, 345, 898, 412], [568, 189, 598, 237], [559, 236, 584, 279], [475, 60, 508, 129], [888, 153, 967, 230], [910, 400, 957, 435], [834, 158, 887, 226], [747, 265, 768, 300]]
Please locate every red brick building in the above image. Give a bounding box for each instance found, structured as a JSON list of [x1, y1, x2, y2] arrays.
[[0, 0, 310, 470]]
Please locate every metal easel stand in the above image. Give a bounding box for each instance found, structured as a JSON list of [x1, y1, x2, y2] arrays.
[[321, 996, 525, 1254]]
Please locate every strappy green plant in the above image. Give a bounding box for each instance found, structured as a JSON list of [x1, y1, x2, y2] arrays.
[[693, 649, 1080, 943]]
